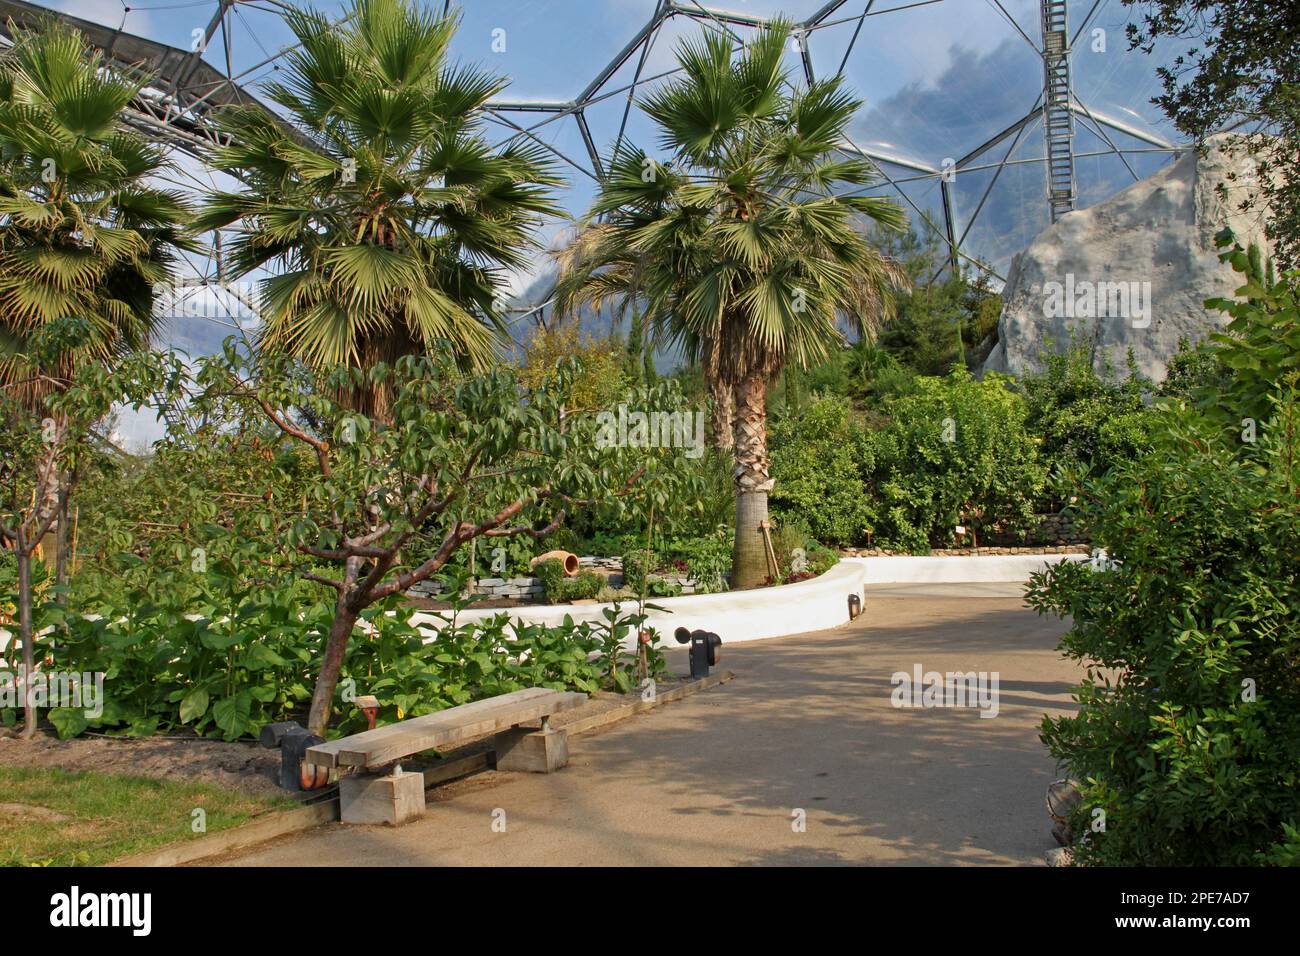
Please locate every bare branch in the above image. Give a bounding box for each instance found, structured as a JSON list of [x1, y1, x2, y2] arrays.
[[303, 571, 345, 592]]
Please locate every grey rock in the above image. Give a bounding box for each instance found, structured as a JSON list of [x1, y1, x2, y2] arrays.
[[984, 134, 1274, 382]]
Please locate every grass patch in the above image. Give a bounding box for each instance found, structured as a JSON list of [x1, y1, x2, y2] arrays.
[[0, 766, 291, 866]]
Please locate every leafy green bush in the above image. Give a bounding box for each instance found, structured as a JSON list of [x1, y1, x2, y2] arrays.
[[1028, 395, 1300, 865], [769, 523, 806, 574], [558, 570, 604, 603], [574, 531, 635, 559], [1018, 341, 1155, 491], [620, 551, 648, 596], [805, 541, 839, 577], [766, 523, 838, 583], [533, 561, 608, 603], [5, 556, 648, 740], [863, 370, 1046, 551], [1200, 234, 1300, 439], [647, 577, 683, 598], [674, 530, 731, 594], [534, 559, 567, 604], [769, 396, 874, 546], [844, 342, 919, 409]]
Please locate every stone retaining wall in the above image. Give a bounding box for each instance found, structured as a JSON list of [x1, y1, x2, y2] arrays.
[[407, 554, 706, 601]]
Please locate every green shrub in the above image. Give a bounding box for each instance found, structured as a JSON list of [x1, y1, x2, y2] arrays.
[[647, 576, 682, 598], [558, 570, 603, 602], [769, 396, 874, 546], [534, 559, 566, 604], [581, 531, 640, 558], [863, 370, 1046, 551], [769, 523, 806, 575], [1028, 395, 1300, 865], [1200, 234, 1300, 439], [682, 537, 730, 594], [5, 560, 654, 740], [805, 541, 838, 577], [844, 342, 919, 408], [1018, 340, 1155, 491], [661, 528, 731, 593], [620, 551, 648, 596]]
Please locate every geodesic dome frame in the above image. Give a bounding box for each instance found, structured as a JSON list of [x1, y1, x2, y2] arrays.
[[0, 0, 1189, 338]]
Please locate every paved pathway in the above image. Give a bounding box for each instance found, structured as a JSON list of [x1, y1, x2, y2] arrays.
[[218, 583, 1079, 866]]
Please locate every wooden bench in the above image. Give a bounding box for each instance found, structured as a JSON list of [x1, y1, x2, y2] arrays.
[[307, 687, 587, 825]]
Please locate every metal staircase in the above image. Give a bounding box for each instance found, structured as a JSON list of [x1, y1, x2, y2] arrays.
[[1041, 0, 1075, 222]]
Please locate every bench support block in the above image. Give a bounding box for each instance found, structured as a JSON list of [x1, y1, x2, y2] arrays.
[[339, 770, 426, 826], [494, 726, 569, 773]]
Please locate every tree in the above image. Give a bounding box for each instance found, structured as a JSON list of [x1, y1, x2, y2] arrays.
[[191, 345, 694, 735], [1030, 393, 1300, 865], [0, 20, 195, 576], [0, 20, 194, 397], [515, 324, 628, 414], [194, 0, 563, 420], [1030, 245, 1300, 866], [863, 371, 1046, 552], [555, 20, 908, 586], [0, 349, 180, 738], [871, 229, 1001, 375], [1123, 0, 1300, 267]]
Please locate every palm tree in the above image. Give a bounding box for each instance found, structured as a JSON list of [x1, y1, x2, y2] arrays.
[[195, 0, 563, 420], [0, 20, 194, 405], [555, 20, 909, 588], [0, 19, 193, 556]]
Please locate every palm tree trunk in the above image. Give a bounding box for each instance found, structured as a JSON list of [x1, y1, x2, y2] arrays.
[[730, 367, 772, 589], [711, 378, 734, 451]]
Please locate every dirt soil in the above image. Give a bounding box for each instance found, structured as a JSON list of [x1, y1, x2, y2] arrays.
[[0, 732, 285, 798]]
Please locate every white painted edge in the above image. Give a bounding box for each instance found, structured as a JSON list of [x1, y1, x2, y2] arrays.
[[850, 553, 1088, 585], [409, 553, 1088, 648]]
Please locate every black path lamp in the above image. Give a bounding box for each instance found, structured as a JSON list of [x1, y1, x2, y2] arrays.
[[674, 627, 722, 679]]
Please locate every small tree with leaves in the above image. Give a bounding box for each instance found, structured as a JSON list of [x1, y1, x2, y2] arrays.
[[1123, 0, 1300, 267], [191, 344, 697, 735], [0, 347, 181, 738]]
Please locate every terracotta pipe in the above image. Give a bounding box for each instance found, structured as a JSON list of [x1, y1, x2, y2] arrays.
[[529, 550, 580, 577]]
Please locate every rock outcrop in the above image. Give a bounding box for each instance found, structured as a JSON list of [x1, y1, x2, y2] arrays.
[[983, 134, 1273, 381]]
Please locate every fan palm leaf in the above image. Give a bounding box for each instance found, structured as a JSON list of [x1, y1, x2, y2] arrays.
[[0, 20, 195, 408], [197, 0, 563, 419]]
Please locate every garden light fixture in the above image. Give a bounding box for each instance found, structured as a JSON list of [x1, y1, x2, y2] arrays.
[[674, 627, 722, 679]]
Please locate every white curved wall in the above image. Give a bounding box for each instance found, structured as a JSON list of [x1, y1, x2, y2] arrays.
[[408, 553, 1086, 649]]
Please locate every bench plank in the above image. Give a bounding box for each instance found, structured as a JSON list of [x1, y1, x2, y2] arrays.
[[305, 688, 587, 770]]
